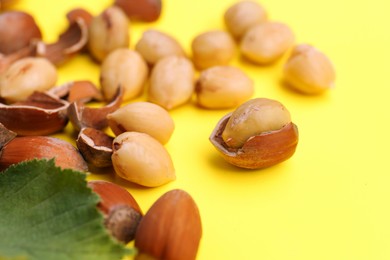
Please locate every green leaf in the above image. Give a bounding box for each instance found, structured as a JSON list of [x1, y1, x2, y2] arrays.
[[0, 159, 129, 260]]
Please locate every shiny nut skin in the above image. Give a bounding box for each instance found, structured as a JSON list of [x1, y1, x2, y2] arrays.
[[195, 65, 254, 109], [100, 48, 148, 101], [88, 6, 130, 62], [134, 189, 202, 260], [114, 0, 162, 22], [88, 180, 142, 243], [135, 29, 186, 66], [210, 98, 298, 169], [283, 44, 336, 95], [148, 55, 194, 110], [0, 57, 58, 103], [224, 0, 268, 39], [191, 30, 236, 70], [107, 101, 175, 145], [111, 132, 175, 187], [240, 21, 295, 64]]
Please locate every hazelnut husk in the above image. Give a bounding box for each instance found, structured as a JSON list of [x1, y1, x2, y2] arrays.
[[210, 112, 299, 169]]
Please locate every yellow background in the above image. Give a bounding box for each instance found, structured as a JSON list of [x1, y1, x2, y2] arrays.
[[9, 0, 390, 259]]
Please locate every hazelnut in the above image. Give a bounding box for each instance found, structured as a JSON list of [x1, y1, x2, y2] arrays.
[[0, 57, 58, 103], [224, 0, 268, 39], [240, 21, 295, 64], [283, 44, 336, 95], [191, 30, 236, 70], [111, 132, 176, 187], [148, 55, 194, 110], [100, 48, 148, 101], [107, 101, 175, 145], [114, 0, 162, 22], [87, 6, 130, 62], [135, 29, 186, 66], [195, 65, 254, 109], [88, 180, 143, 244], [210, 98, 299, 169]]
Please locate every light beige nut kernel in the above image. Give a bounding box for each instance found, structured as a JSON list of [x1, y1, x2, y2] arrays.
[[135, 29, 185, 66], [191, 30, 236, 70], [222, 98, 291, 149], [88, 6, 130, 62], [148, 56, 194, 110], [112, 132, 176, 187], [195, 66, 254, 109], [283, 44, 336, 95], [240, 21, 294, 64], [107, 101, 174, 144], [224, 0, 268, 39], [0, 57, 57, 103], [100, 48, 148, 101]]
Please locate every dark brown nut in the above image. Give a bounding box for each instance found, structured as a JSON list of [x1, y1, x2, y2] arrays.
[[224, 0, 268, 40], [0, 11, 42, 55], [88, 180, 143, 243], [107, 101, 174, 144], [210, 98, 299, 169], [114, 0, 162, 22], [195, 65, 254, 109], [0, 91, 69, 136], [0, 57, 57, 103], [240, 21, 295, 64], [67, 87, 123, 132], [191, 30, 236, 70], [0, 136, 88, 172], [36, 18, 88, 66], [112, 132, 176, 187], [148, 56, 194, 110], [283, 44, 336, 95], [0, 123, 16, 150], [100, 48, 148, 101], [134, 189, 202, 260], [76, 127, 114, 168], [88, 6, 130, 62], [135, 29, 186, 66]]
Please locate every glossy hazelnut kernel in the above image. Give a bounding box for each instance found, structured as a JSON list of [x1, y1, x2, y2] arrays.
[[134, 189, 202, 260], [100, 48, 148, 101], [88, 6, 130, 62], [148, 55, 194, 110], [107, 101, 174, 145], [0, 11, 42, 54], [210, 98, 298, 169], [195, 65, 254, 109], [191, 30, 236, 70], [240, 21, 295, 64], [283, 44, 336, 95], [88, 180, 143, 244], [112, 132, 176, 187], [135, 29, 186, 66], [224, 0, 268, 40], [0, 57, 57, 103]]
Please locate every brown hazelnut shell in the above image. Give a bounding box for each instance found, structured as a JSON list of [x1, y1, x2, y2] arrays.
[[210, 113, 299, 169]]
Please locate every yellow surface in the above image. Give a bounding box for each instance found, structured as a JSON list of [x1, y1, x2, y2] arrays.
[[9, 0, 390, 259]]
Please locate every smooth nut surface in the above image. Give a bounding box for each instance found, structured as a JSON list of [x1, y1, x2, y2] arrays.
[[224, 0, 268, 39], [191, 30, 236, 70], [222, 98, 291, 149], [100, 48, 148, 101], [0, 11, 42, 54], [0, 57, 57, 103], [114, 0, 162, 22], [148, 55, 194, 110], [135, 29, 185, 66], [112, 132, 175, 187], [240, 21, 294, 64], [88, 6, 130, 62], [107, 101, 174, 144], [283, 44, 336, 95], [195, 66, 254, 109]]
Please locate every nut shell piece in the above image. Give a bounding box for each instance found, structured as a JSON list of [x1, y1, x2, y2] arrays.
[[114, 0, 162, 22], [210, 113, 299, 169]]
